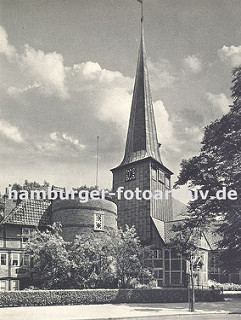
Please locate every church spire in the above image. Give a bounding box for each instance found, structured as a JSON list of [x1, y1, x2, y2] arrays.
[[120, 2, 162, 167]]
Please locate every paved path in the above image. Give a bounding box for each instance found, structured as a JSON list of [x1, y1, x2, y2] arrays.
[[0, 298, 240, 320]]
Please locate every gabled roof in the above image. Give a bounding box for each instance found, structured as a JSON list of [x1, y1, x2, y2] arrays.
[[154, 219, 212, 249], [151, 217, 183, 244], [152, 217, 165, 240], [152, 199, 222, 250], [1, 199, 51, 227], [172, 198, 188, 220], [151, 198, 188, 244]]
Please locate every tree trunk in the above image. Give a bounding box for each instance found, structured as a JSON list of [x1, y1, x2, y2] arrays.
[[189, 260, 195, 312]]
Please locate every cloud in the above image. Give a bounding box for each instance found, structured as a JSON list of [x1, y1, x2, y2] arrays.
[[97, 87, 132, 130], [0, 26, 16, 59], [70, 61, 125, 84], [154, 100, 180, 153], [184, 126, 203, 142], [0, 119, 24, 143], [154, 101, 205, 163], [0, 24, 219, 198], [74, 61, 102, 80], [68, 61, 132, 89], [184, 55, 202, 73], [67, 61, 133, 132], [206, 92, 231, 114], [0, 26, 68, 99], [50, 132, 85, 150], [147, 59, 176, 89], [36, 132, 85, 158], [7, 82, 40, 95], [218, 45, 241, 67], [20, 45, 68, 99]]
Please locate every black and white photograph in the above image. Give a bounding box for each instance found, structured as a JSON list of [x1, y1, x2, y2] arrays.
[[0, 0, 240, 319]]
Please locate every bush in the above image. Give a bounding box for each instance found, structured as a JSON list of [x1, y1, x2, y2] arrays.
[[0, 288, 223, 307], [208, 280, 241, 291], [23, 286, 40, 291]]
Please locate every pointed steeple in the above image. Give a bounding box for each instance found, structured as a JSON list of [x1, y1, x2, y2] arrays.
[[119, 19, 162, 167]]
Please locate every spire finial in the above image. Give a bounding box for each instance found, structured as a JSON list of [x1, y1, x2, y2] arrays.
[[137, 0, 143, 23]]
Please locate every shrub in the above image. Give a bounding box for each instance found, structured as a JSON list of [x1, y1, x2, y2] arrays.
[[208, 280, 241, 291], [0, 288, 223, 307]]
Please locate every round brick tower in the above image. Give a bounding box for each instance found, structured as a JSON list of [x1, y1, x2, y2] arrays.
[[52, 198, 117, 242]]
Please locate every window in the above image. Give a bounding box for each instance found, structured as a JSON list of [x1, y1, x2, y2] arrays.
[[165, 176, 171, 189], [152, 250, 158, 259], [22, 237, 29, 246], [153, 259, 163, 268], [151, 167, 157, 180], [171, 259, 181, 270], [158, 170, 164, 183], [0, 281, 7, 291], [152, 249, 163, 260], [165, 249, 170, 259], [157, 279, 163, 287], [144, 259, 152, 267], [11, 280, 19, 291], [153, 269, 159, 278], [22, 228, 32, 237], [165, 259, 170, 270], [153, 268, 163, 279], [171, 272, 181, 285], [0, 253, 6, 266], [94, 213, 103, 231], [23, 254, 30, 266], [165, 272, 170, 285], [22, 228, 33, 246], [12, 254, 19, 266]]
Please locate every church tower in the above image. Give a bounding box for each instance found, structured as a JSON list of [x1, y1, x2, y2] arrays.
[[111, 3, 173, 246]]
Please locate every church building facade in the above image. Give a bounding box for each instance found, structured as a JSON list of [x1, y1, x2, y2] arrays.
[[111, 16, 209, 287]]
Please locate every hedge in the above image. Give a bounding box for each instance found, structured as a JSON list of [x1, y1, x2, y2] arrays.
[[0, 288, 223, 307], [209, 280, 241, 291]]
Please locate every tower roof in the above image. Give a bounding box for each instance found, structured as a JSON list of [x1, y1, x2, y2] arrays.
[[119, 23, 162, 167]]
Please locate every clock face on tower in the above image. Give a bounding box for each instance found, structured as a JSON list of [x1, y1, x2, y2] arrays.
[[125, 168, 136, 181]]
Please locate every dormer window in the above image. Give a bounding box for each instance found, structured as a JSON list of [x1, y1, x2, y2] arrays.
[[22, 228, 31, 237], [21, 228, 33, 246]]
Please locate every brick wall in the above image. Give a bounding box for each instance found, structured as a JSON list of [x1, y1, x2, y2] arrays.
[[52, 199, 117, 242]]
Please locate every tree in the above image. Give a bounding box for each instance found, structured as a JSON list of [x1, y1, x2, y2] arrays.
[[73, 185, 113, 200], [174, 67, 241, 272], [69, 232, 116, 289], [26, 224, 72, 289], [26, 224, 151, 289], [109, 226, 152, 288], [70, 226, 152, 289], [170, 223, 205, 312], [10, 180, 50, 203], [11, 180, 50, 192]]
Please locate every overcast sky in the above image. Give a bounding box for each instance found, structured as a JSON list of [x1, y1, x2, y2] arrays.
[[0, 0, 240, 202]]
